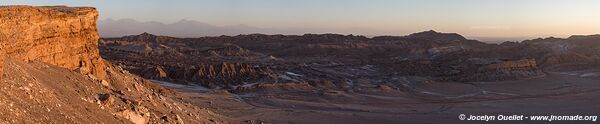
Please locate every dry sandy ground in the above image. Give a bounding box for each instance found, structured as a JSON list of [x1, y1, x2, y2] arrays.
[[157, 70, 600, 124]]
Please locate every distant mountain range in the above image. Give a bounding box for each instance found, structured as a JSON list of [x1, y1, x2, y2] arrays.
[[99, 18, 385, 38], [97, 18, 567, 43], [98, 18, 267, 38]]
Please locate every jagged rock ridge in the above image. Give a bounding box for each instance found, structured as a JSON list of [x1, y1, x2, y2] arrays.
[[100, 31, 597, 92]]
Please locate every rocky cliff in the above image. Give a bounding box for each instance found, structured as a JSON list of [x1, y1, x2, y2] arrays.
[[0, 6, 232, 123], [0, 6, 106, 79]]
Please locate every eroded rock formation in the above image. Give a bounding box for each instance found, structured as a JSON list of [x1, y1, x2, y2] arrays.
[[139, 62, 271, 88], [100, 30, 600, 89], [456, 59, 545, 81], [0, 6, 106, 79], [100, 33, 276, 88], [0, 6, 232, 123]]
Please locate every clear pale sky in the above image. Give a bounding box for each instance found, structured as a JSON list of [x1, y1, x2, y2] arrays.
[[3, 0, 600, 39]]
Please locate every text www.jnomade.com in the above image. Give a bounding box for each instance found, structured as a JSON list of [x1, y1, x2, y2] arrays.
[[459, 114, 598, 122]]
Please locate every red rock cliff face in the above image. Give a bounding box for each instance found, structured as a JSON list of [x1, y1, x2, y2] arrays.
[[0, 6, 106, 79], [0, 50, 4, 79]]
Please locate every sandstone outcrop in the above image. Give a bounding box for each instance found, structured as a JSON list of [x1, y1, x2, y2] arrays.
[[455, 59, 545, 82], [140, 62, 270, 88], [0, 50, 4, 79], [194, 62, 270, 87], [0, 6, 233, 123], [0, 6, 106, 79]]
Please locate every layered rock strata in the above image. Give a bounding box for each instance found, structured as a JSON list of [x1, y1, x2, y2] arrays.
[[141, 62, 270, 88], [0, 6, 232, 123], [0, 6, 106, 79], [457, 59, 545, 81]]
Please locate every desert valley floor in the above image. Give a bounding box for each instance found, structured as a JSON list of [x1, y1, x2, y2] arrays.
[[158, 69, 600, 124]]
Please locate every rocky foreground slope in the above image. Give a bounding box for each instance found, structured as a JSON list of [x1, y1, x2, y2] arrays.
[[0, 6, 231, 123]]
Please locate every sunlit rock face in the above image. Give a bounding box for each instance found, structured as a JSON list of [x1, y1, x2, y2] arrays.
[[0, 6, 106, 79]]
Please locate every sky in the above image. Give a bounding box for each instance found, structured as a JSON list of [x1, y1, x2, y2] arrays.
[[3, 0, 600, 40]]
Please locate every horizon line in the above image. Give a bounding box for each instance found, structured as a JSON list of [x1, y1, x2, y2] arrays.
[[103, 31, 597, 44], [99, 18, 594, 42]]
